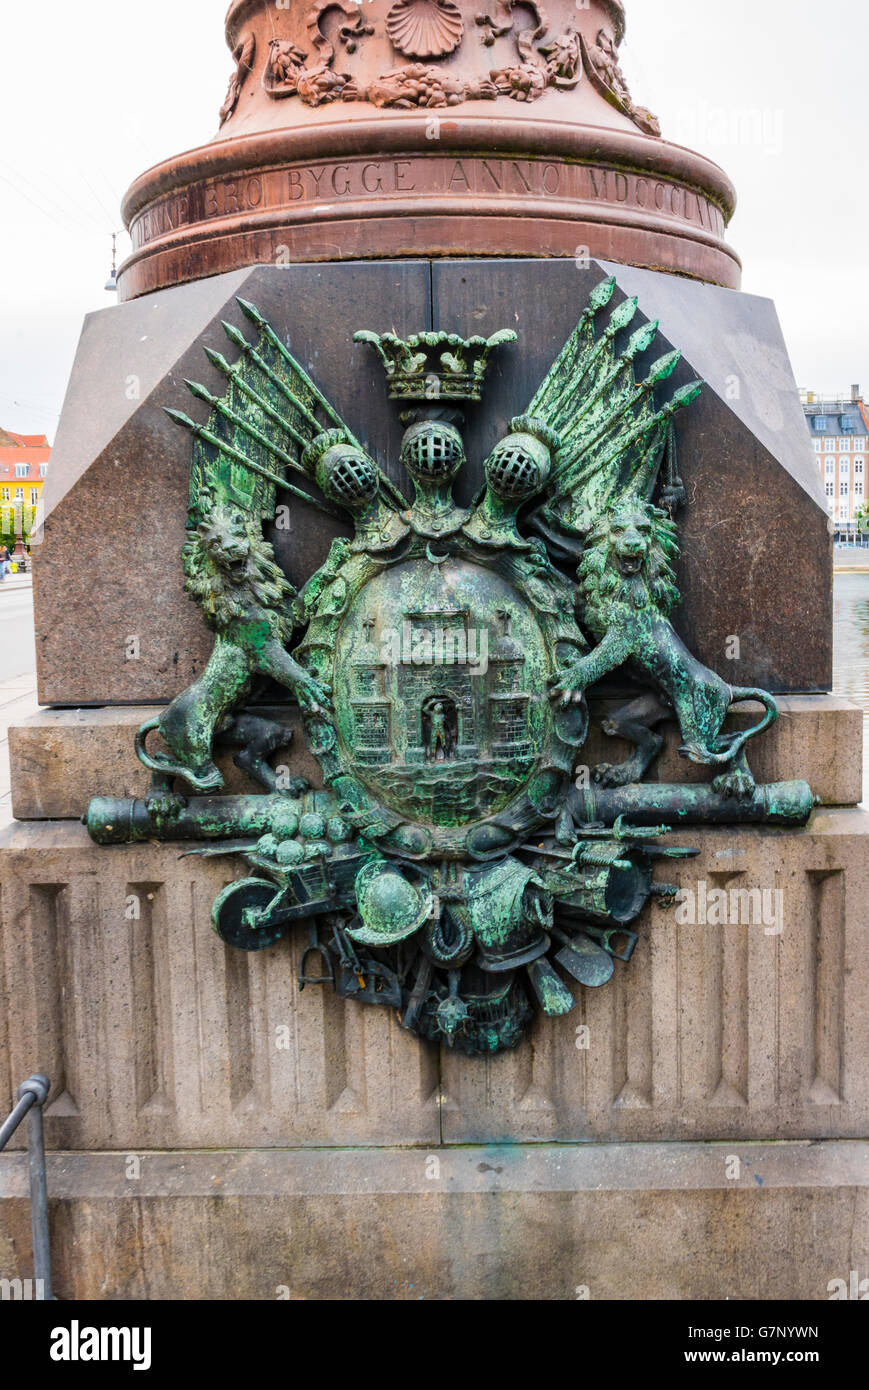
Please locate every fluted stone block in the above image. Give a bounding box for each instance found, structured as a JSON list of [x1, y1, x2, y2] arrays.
[[1, 812, 867, 1151]]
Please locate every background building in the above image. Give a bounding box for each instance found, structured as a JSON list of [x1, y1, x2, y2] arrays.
[[801, 388, 869, 540], [0, 427, 50, 548]]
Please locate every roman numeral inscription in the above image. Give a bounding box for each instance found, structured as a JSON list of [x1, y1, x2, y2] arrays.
[[129, 158, 727, 250]]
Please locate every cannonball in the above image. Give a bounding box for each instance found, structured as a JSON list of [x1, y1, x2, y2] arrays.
[[270, 805, 301, 841], [275, 840, 305, 868], [299, 812, 327, 841], [326, 815, 351, 844]]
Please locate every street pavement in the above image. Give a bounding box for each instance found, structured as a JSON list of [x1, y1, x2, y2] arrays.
[[0, 577, 39, 822]]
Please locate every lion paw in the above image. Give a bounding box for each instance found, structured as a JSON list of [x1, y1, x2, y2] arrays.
[[548, 668, 586, 706], [594, 761, 644, 788], [298, 679, 332, 717], [712, 769, 756, 800]]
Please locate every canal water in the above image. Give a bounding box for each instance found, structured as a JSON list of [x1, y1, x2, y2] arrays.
[[833, 570, 869, 803]]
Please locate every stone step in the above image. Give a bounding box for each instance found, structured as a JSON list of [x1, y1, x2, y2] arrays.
[[5, 694, 863, 822], [1, 1141, 866, 1299]]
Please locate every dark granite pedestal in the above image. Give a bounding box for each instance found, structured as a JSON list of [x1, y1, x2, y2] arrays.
[[34, 259, 830, 706]]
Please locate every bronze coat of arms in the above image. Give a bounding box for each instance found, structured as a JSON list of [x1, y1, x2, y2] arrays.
[[86, 279, 814, 1055]]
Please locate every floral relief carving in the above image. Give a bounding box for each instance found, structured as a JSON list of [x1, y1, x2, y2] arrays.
[[253, 0, 657, 126], [263, 2, 371, 102], [489, 62, 548, 102], [488, 28, 581, 102], [298, 65, 361, 106], [368, 63, 497, 107], [476, 2, 656, 122], [262, 39, 308, 99], [219, 31, 257, 126], [478, 1, 582, 103], [540, 27, 582, 89], [581, 27, 661, 136]]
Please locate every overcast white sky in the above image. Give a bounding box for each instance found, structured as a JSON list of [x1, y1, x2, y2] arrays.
[[0, 0, 866, 437]]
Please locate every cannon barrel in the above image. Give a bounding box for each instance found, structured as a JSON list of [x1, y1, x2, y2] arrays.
[[570, 780, 817, 829], [85, 794, 302, 846]]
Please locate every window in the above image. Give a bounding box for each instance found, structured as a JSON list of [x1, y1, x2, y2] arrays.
[[825, 439, 836, 452], [826, 481, 835, 496], [841, 481, 849, 496], [842, 416, 858, 432], [30, 488, 38, 506], [826, 461, 835, 475], [13, 487, 23, 501], [14, 463, 28, 479], [0, 488, 8, 502], [815, 416, 828, 430], [840, 503, 849, 519], [857, 482, 865, 497], [814, 439, 822, 452], [856, 460, 864, 475], [39, 463, 48, 478], [841, 460, 850, 474], [840, 438, 851, 452]]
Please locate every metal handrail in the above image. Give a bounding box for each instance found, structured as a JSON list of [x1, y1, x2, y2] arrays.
[[0, 1074, 53, 1300]]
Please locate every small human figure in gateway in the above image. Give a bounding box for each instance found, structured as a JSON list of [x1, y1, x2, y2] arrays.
[[427, 702, 452, 762]]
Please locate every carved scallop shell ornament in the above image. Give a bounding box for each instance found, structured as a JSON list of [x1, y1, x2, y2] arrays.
[[386, 0, 464, 59]]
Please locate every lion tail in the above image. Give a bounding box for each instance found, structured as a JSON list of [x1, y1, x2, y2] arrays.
[[135, 717, 216, 789], [135, 717, 194, 782], [679, 689, 779, 768], [728, 688, 779, 755], [135, 718, 168, 773]]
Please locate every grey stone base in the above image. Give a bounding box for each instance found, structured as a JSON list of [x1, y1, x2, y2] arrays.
[[8, 695, 862, 821], [1, 1142, 867, 1300]]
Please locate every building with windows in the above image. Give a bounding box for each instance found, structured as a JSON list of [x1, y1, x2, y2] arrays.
[[0, 427, 51, 510], [0, 428, 51, 550], [801, 389, 869, 539]]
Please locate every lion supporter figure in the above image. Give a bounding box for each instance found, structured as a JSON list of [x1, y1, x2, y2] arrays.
[[549, 499, 778, 799], [136, 498, 329, 806]]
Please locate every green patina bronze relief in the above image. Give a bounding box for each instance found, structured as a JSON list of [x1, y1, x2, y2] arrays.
[[86, 280, 816, 1056]]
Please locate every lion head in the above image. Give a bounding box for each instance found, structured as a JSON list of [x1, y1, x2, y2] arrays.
[[182, 500, 296, 633], [578, 500, 681, 634]]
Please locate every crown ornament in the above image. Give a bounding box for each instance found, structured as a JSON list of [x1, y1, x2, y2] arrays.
[[354, 328, 517, 403]]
